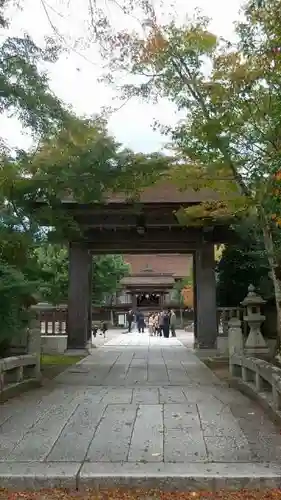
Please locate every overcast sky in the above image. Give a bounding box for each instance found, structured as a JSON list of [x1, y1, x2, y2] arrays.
[[1, 0, 242, 153]]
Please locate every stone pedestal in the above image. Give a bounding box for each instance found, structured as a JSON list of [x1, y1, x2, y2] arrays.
[[217, 336, 229, 355], [241, 284, 269, 355], [228, 317, 244, 357], [217, 308, 242, 355]]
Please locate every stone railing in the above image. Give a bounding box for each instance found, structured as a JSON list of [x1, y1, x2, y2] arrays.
[[0, 354, 41, 401], [230, 354, 281, 419], [0, 303, 44, 400], [217, 307, 245, 335], [216, 307, 245, 355]]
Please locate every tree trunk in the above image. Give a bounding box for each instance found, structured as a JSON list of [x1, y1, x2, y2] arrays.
[[261, 222, 281, 357]]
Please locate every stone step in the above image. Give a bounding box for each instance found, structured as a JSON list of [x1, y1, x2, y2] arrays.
[[0, 462, 281, 491]]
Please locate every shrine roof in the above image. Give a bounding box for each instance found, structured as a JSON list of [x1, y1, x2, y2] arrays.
[[106, 181, 219, 204], [59, 180, 220, 206], [121, 275, 175, 287], [123, 254, 192, 278]]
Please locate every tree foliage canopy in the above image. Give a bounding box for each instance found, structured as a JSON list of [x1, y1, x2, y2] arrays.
[[33, 244, 129, 306], [3, 0, 281, 351], [93, 0, 281, 345], [216, 219, 273, 307], [0, 0, 171, 353]]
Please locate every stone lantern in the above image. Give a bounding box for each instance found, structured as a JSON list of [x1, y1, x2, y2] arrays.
[[241, 284, 269, 354]]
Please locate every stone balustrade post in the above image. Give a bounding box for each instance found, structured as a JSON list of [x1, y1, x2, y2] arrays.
[[272, 378, 280, 411], [228, 317, 244, 357]]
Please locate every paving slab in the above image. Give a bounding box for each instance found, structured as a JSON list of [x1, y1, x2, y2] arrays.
[[0, 388, 81, 461], [159, 387, 188, 404], [46, 401, 106, 462], [1, 328, 281, 490], [86, 403, 138, 462], [6, 398, 81, 462], [163, 403, 199, 430], [132, 387, 159, 404], [128, 404, 163, 463]]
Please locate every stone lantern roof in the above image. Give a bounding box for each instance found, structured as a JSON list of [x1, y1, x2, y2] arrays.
[[241, 284, 266, 307]]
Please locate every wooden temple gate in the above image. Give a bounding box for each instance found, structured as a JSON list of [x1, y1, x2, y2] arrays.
[[34, 181, 235, 351]]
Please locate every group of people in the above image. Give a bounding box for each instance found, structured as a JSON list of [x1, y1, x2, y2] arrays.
[[126, 309, 177, 338]]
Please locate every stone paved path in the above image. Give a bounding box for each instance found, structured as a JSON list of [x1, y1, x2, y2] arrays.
[[1, 329, 281, 490]]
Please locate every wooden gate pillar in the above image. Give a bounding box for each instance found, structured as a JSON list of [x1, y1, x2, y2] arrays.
[[67, 243, 92, 350], [194, 244, 217, 349]]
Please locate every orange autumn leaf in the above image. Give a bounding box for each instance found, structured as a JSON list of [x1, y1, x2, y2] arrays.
[[145, 31, 168, 55]]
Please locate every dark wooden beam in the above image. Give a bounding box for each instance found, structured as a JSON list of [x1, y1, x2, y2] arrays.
[[80, 227, 200, 254], [73, 211, 179, 228], [89, 245, 196, 254], [32, 200, 198, 226], [70, 203, 184, 228], [75, 225, 236, 254], [37, 201, 200, 212], [84, 226, 202, 240]]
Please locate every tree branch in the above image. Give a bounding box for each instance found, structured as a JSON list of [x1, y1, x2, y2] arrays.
[[168, 52, 250, 197]]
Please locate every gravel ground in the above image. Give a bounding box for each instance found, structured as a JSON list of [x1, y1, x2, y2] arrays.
[[1, 489, 281, 500]]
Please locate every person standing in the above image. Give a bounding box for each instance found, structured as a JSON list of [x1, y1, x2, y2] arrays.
[[139, 311, 145, 333], [148, 313, 154, 336], [100, 320, 108, 338], [159, 310, 164, 337], [162, 310, 170, 338], [152, 313, 157, 336], [154, 312, 160, 336], [127, 309, 134, 333], [136, 309, 145, 333], [170, 309, 176, 337]]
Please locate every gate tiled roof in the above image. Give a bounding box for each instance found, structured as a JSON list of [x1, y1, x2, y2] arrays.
[[123, 254, 192, 278], [108, 181, 219, 203], [121, 276, 175, 286]]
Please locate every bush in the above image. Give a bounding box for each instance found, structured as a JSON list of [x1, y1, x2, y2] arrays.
[[216, 221, 273, 307], [0, 261, 34, 356]]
